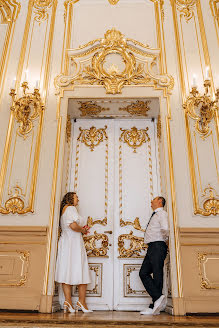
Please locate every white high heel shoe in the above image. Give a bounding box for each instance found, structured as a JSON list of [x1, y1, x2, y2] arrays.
[[63, 301, 75, 313], [76, 300, 93, 313]]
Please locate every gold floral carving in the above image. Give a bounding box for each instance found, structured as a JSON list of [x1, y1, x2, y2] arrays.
[[198, 252, 219, 289], [175, 0, 197, 21], [83, 231, 109, 257], [0, 0, 20, 24], [120, 217, 145, 232], [120, 126, 150, 153], [108, 0, 120, 4], [77, 125, 108, 151], [9, 83, 44, 138], [55, 28, 174, 95], [118, 231, 147, 258], [119, 100, 151, 117], [78, 101, 110, 117], [33, 0, 52, 22], [87, 216, 107, 228]]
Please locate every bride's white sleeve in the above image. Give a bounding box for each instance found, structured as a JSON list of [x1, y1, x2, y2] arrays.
[[65, 206, 79, 225]]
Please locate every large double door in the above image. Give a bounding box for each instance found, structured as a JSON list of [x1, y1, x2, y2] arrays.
[[69, 119, 165, 310]]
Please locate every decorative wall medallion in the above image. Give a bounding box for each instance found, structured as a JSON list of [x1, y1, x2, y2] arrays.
[[77, 125, 108, 151], [120, 217, 145, 232], [73, 263, 102, 296], [78, 101, 110, 117], [0, 250, 29, 286], [83, 231, 109, 257], [175, 0, 197, 21], [55, 28, 174, 95], [119, 100, 151, 117], [120, 127, 150, 153], [198, 252, 219, 289], [87, 216, 107, 228], [118, 231, 147, 258], [124, 264, 147, 297]]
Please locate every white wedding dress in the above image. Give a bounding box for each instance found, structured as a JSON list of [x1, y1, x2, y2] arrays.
[[55, 206, 91, 285]]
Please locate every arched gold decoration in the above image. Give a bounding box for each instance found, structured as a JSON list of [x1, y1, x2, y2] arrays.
[[120, 126, 150, 153], [119, 100, 151, 116], [83, 231, 109, 257], [55, 28, 174, 95], [118, 231, 147, 258], [77, 125, 108, 151]]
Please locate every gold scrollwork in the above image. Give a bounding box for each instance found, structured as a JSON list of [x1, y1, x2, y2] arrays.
[[66, 114, 71, 143], [77, 125, 108, 151], [0, 0, 20, 24], [10, 82, 44, 138], [118, 231, 147, 258], [119, 100, 151, 117], [175, 0, 197, 21], [33, 0, 52, 22], [120, 126, 150, 153], [87, 216, 107, 228], [108, 0, 120, 4], [183, 80, 218, 137], [120, 217, 145, 232], [124, 264, 147, 297], [78, 101, 110, 117], [55, 28, 174, 95], [83, 231, 109, 257]]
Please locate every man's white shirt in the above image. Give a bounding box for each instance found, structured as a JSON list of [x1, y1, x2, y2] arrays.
[[144, 207, 169, 244]]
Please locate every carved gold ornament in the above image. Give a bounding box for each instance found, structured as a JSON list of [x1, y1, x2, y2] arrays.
[[124, 264, 147, 297], [0, 0, 20, 24], [183, 80, 218, 137], [66, 114, 71, 143], [9, 82, 44, 138], [77, 125, 108, 151], [157, 114, 161, 139], [118, 231, 147, 258], [83, 231, 109, 257], [198, 253, 219, 289], [120, 126, 150, 153], [33, 0, 52, 22], [174, 0, 197, 21], [73, 263, 102, 296], [120, 217, 145, 232], [87, 217, 107, 228], [55, 28, 174, 95], [78, 101, 110, 117], [108, 0, 120, 4], [119, 100, 151, 117]]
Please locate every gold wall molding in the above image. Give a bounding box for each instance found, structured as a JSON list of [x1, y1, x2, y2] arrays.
[[119, 100, 151, 117], [83, 231, 109, 257], [0, 83, 44, 215], [209, 0, 219, 45], [183, 81, 219, 216], [123, 264, 147, 297], [78, 101, 110, 117], [118, 231, 147, 258], [120, 217, 145, 232], [55, 28, 174, 95], [33, 0, 52, 23], [198, 252, 219, 290], [87, 216, 107, 228], [175, 0, 197, 21], [66, 114, 71, 143]]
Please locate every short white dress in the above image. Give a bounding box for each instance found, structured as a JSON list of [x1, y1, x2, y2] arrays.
[[55, 206, 91, 285]]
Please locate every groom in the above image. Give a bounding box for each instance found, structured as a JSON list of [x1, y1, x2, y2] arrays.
[[139, 196, 169, 315]]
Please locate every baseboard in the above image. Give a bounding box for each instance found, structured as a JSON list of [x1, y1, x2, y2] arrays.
[[39, 295, 53, 313]]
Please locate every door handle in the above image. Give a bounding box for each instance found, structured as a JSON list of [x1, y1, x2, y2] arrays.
[[104, 230, 113, 234]]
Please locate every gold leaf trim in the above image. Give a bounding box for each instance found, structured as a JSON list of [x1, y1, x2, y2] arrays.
[[83, 231, 109, 257], [118, 231, 147, 258], [120, 126, 150, 153], [77, 125, 108, 151], [87, 217, 107, 228], [119, 100, 151, 117], [78, 101, 110, 117]]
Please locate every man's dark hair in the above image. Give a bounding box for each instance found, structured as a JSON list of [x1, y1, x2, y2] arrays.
[[158, 196, 166, 207]]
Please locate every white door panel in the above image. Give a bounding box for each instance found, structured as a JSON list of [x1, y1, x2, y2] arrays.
[[69, 118, 164, 310]]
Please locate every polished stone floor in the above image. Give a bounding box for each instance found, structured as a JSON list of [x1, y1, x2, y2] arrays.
[[0, 311, 219, 327]]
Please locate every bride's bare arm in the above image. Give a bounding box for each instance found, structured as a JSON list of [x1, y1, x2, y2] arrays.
[[69, 222, 88, 234]]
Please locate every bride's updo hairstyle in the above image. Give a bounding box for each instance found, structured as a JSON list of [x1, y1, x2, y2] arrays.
[[60, 192, 76, 216]]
